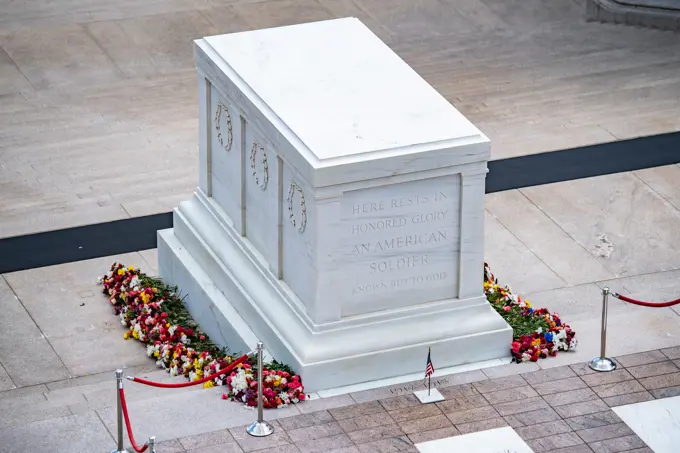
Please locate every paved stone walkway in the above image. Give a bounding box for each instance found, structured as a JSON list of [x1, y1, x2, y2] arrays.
[[154, 348, 680, 453]]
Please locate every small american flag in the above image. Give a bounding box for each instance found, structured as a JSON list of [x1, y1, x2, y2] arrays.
[[425, 347, 434, 378]]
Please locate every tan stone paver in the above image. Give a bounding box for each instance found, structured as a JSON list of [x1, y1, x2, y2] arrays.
[[151, 349, 680, 452]]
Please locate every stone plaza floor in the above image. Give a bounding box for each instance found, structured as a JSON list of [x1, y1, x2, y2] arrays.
[[2, 0, 680, 238], [2, 0, 680, 452]]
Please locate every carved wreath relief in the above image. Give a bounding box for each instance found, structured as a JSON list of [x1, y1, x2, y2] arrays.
[[287, 181, 307, 234], [249, 141, 269, 191], [214, 101, 233, 152]]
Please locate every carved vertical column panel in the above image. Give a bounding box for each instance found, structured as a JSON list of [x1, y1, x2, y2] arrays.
[[197, 74, 211, 197], [457, 170, 487, 299], [208, 86, 243, 236], [244, 122, 278, 274]]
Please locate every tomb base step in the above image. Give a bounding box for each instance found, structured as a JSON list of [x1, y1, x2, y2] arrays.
[[157, 192, 512, 392]]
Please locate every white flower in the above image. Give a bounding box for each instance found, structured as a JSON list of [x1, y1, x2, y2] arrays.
[[170, 366, 178, 376], [536, 327, 543, 334], [230, 369, 250, 393], [569, 339, 578, 351], [97, 277, 104, 284]]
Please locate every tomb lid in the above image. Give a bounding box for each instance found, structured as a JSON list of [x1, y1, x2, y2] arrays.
[[200, 18, 488, 187]]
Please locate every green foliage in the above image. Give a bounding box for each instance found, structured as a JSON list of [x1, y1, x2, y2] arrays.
[[137, 273, 235, 359], [490, 302, 550, 340]]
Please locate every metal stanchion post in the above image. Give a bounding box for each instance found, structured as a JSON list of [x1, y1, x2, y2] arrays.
[[247, 342, 275, 437], [148, 436, 157, 453], [110, 369, 126, 453], [588, 287, 617, 372]]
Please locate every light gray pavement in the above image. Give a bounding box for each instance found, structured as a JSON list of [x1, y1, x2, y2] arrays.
[[2, 0, 680, 237]]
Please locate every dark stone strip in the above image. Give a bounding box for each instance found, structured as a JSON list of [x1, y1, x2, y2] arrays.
[[486, 131, 680, 193], [0, 213, 172, 274], [1, 131, 680, 273]]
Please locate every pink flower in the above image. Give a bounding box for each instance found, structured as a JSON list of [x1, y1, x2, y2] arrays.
[[503, 305, 511, 312]]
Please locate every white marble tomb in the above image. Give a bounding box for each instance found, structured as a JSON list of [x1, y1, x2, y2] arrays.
[[157, 17, 512, 391]]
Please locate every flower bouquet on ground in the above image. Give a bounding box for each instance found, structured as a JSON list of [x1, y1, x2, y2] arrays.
[[99, 262, 304, 408], [226, 364, 305, 407], [484, 263, 577, 363]]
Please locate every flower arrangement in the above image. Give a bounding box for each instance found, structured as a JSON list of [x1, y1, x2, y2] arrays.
[[99, 262, 305, 407], [484, 263, 577, 363], [226, 365, 304, 407]]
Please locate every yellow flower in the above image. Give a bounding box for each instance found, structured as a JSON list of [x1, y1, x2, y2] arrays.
[[132, 330, 139, 339], [152, 288, 158, 293], [140, 292, 151, 303], [121, 292, 127, 301], [525, 301, 532, 308], [117, 269, 125, 275], [166, 323, 170, 328], [154, 351, 160, 358], [127, 265, 135, 271], [531, 338, 541, 347], [203, 381, 214, 389], [123, 332, 131, 340]]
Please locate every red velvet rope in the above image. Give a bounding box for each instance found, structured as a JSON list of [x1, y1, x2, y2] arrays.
[[119, 387, 148, 453], [613, 292, 680, 308], [128, 353, 249, 388]]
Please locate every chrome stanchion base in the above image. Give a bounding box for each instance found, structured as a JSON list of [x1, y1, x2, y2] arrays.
[[588, 357, 617, 372], [247, 421, 275, 437], [110, 449, 127, 453]]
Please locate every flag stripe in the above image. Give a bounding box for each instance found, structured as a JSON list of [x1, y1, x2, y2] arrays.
[[425, 347, 434, 377]]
